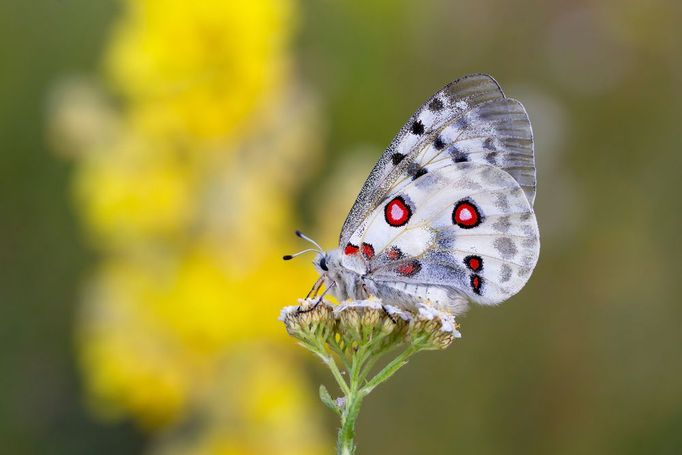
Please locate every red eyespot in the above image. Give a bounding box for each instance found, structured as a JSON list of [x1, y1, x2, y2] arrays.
[[470, 274, 483, 295], [385, 196, 412, 227], [397, 260, 421, 277], [453, 200, 482, 229], [387, 246, 403, 260], [361, 242, 375, 259], [464, 255, 483, 272], [344, 243, 359, 255]]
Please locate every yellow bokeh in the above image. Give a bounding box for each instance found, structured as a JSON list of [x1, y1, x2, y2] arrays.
[[51, 0, 328, 452], [74, 128, 195, 247], [107, 0, 295, 142], [78, 251, 318, 429]]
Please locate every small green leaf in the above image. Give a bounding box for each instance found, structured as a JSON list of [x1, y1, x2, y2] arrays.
[[319, 384, 340, 415]]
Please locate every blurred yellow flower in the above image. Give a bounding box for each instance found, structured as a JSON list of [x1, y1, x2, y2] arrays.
[[150, 347, 327, 455], [107, 0, 295, 142], [74, 129, 194, 247], [50, 0, 329, 452], [78, 250, 319, 429], [79, 261, 191, 427], [69, 87, 323, 431]]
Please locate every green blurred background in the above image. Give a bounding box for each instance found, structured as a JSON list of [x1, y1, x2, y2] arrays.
[[2, 0, 681, 454]]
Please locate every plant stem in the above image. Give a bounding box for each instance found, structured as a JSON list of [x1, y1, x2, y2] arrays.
[[337, 385, 363, 455], [335, 341, 424, 454], [336, 343, 366, 454], [312, 341, 350, 396], [361, 343, 421, 395]]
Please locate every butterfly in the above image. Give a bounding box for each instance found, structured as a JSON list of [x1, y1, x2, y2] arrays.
[[285, 74, 539, 316]]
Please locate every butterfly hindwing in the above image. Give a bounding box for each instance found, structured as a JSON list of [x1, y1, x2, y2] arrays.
[[340, 163, 539, 308], [339, 74, 535, 247]]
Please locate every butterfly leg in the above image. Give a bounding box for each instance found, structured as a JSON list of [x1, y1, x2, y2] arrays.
[[297, 281, 336, 314], [305, 276, 325, 299], [381, 305, 397, 324]]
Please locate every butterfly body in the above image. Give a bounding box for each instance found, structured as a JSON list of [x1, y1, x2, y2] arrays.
[[310, 74, 539, 316], [314, 248, 470, 314]]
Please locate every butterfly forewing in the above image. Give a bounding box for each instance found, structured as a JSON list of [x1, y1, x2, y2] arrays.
[[339, 74, 536, 247], [339, 74, 508, 246]]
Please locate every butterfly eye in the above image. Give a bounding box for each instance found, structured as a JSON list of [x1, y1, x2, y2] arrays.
[[319, 256, 329, 272]]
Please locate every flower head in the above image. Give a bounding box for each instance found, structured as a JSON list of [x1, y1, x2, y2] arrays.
[[335, 300, 410, 351], [410, 303, 462, 350], [281, 298, 459, 359], [280, 299, 335, 344]]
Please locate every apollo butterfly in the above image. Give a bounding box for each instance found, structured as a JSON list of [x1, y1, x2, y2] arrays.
[[285, 74, 539, 315]]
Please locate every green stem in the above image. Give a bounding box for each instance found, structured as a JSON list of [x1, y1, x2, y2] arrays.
[[337, 346, 367, 455], [337, 386, 363, 455], [328, 337, 352, 373], [358, 342, 398, 383], [308, 340, 351, 396], [361, 343, 421, 395], [320, 351, 351, 397], [333, 339, 426, 453]]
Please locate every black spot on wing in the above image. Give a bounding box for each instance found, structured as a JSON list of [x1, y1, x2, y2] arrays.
[[412, 167, 428, 180], [406, 162, 428, 180], [434, 136, 446, 150], [449, 146, 469, 163], [410, 120, 425, 135], [391, 153, 406, 165], [428, 98, 444, 112]]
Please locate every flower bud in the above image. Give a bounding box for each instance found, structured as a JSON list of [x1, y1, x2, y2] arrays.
[[335, 300, 410, 351], [409, 304, 461, 350], [279, 299, 336, 345]]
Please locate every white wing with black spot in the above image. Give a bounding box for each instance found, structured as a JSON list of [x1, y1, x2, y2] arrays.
[[339, 73, 535, 247], [340, 163, 539, 308]]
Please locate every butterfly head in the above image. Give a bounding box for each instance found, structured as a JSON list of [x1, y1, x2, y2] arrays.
[[284, 230, 372, 301], [315, 252, 329, 272], [312, 249, 345, 276]]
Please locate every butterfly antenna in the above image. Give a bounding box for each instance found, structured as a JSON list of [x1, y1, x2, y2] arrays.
[[282, 249, 319, 261], [295, 230, 324, 253]]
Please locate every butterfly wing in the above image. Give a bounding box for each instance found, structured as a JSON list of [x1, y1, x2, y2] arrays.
[[339, 73, 535, 247], [340, 162, 539, 312]]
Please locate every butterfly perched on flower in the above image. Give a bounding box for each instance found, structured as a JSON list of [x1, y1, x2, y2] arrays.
[[286, 74, 539, 316]]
